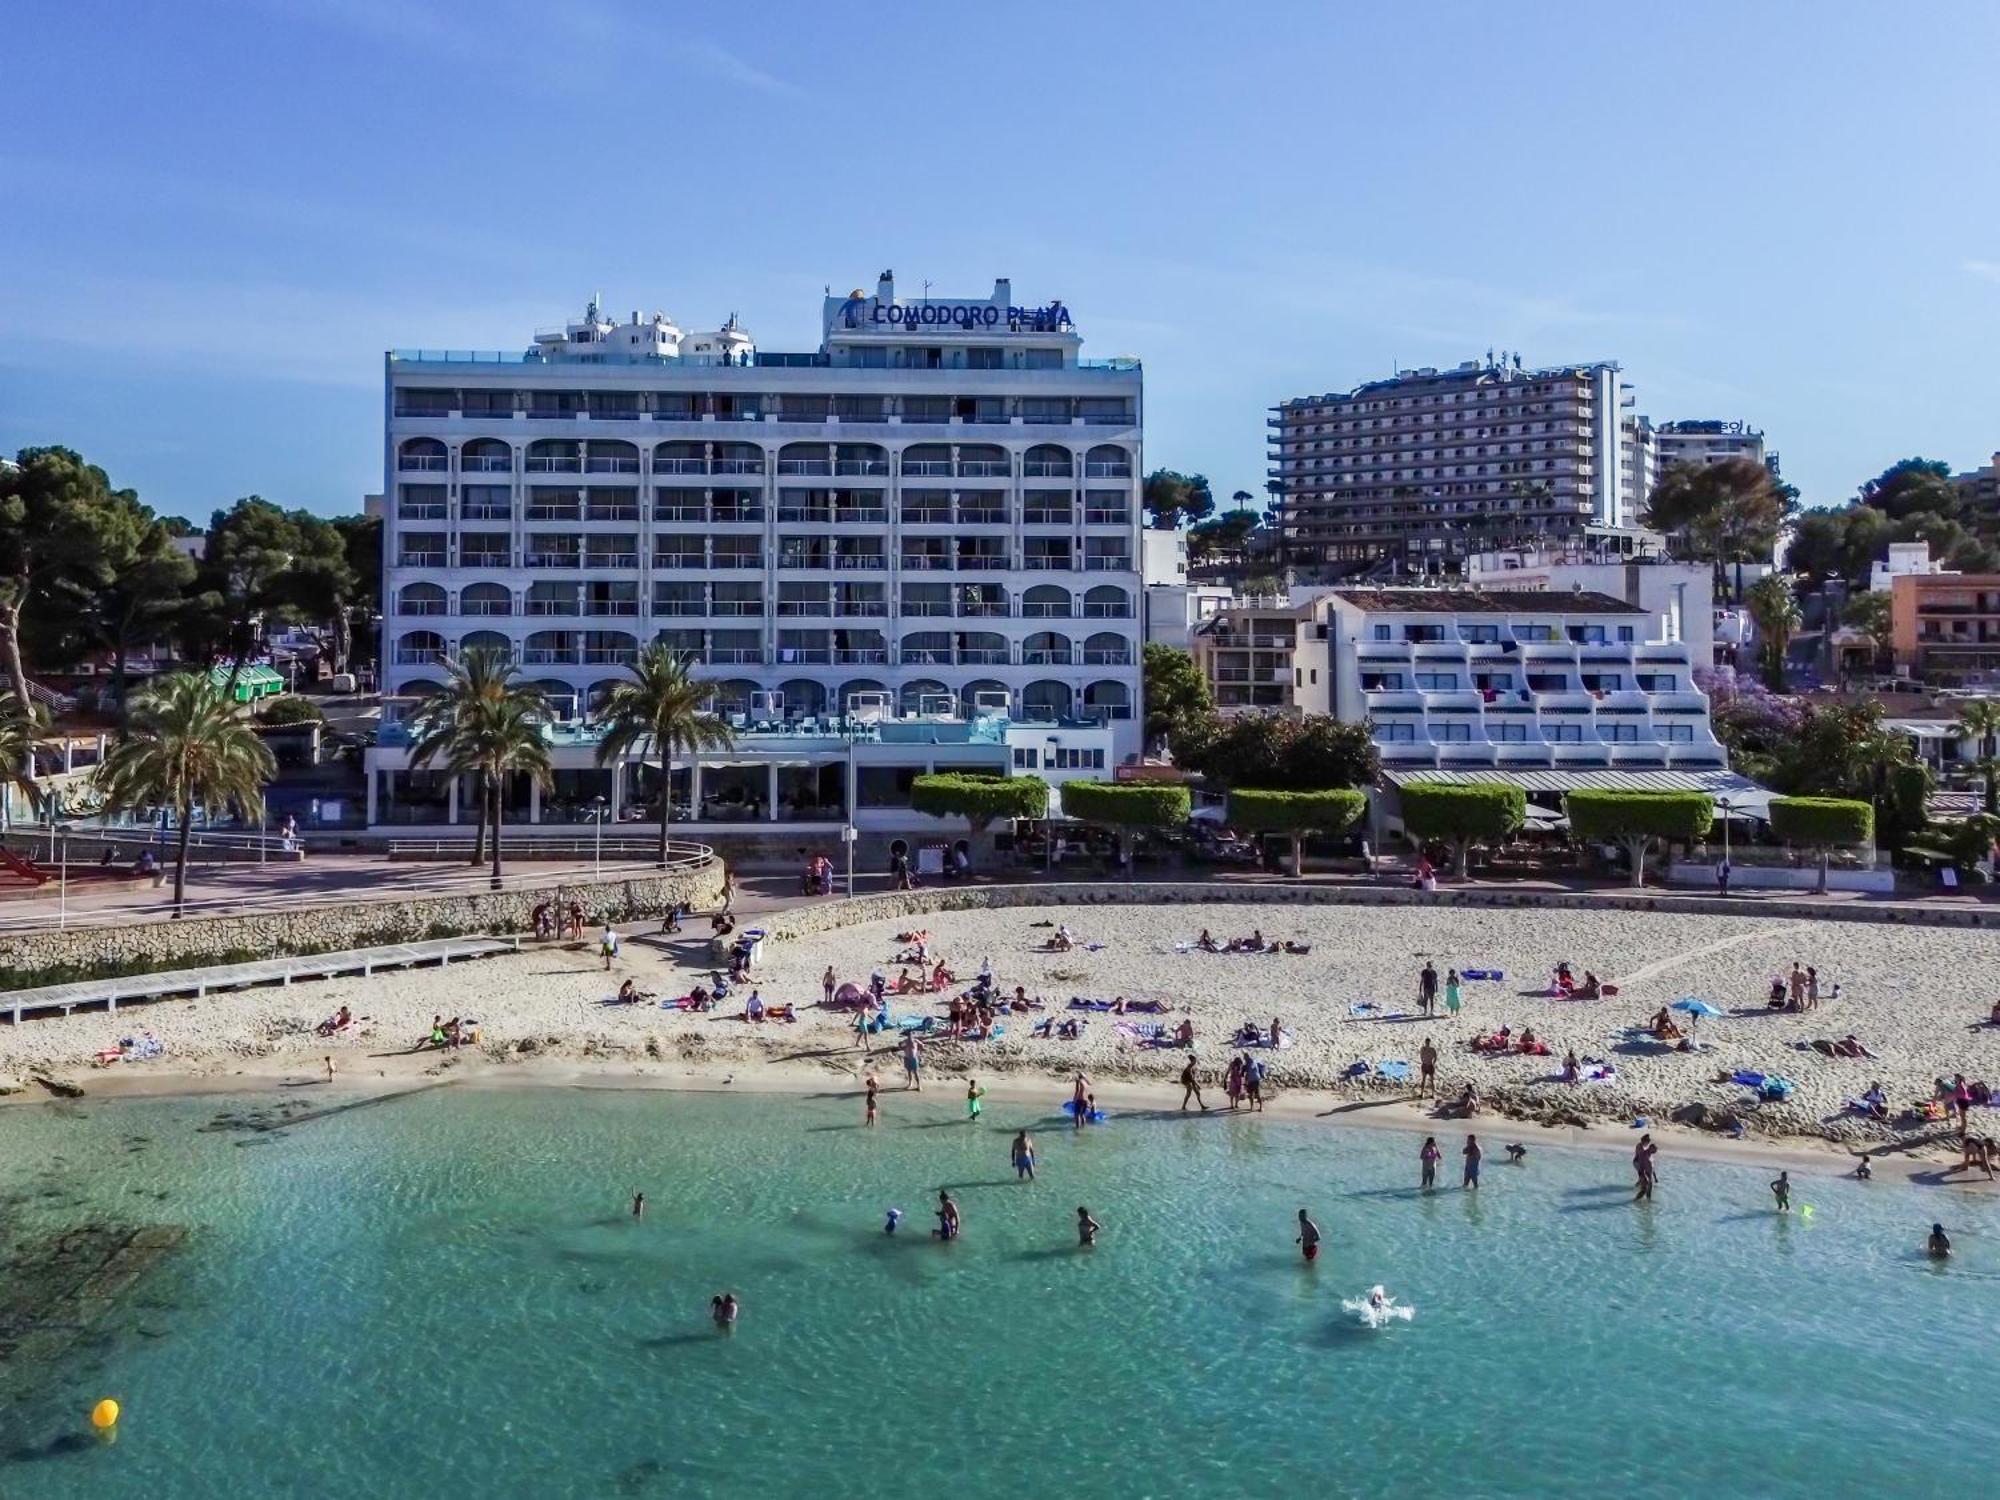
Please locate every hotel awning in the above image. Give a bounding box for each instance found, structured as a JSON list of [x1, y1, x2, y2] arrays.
[[1384, 766, 1775, 818]]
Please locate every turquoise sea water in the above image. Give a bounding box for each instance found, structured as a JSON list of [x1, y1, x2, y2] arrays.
[[3, 1085, 1996, 1499]]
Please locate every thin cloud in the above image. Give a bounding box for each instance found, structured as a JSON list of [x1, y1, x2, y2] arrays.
[[1963, 259, 2000, 284]]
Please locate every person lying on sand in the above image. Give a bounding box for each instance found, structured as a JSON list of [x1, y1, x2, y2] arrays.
[[317, 1006, 352, 1036]]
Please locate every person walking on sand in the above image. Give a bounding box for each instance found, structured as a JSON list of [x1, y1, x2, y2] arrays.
[[901, 1031, 924, 1091], [1462, 1133, 1483, 1189], [1295, 1209, 1322, 1263], [323, 1055, 335, 1085], [1012, 1129, 1037, 1181], [865, 1070, 879, 1127], [1421, 1135, 1441, 1190], [1225, 1054, 1246, 1111], [1419, 961, 1439, 1017], [1633, 1134, 1659, 1202], [1180, 1055, 1210, 1112], [1444, 968, 1462, 1019], [1245, 1054, 1267, 1112], [1787, 963, 1807, 1011], [822, 965, 837, 1005], [1771, 1170, 1791, 1213], [1419, 1038, 1439, 1098], [1077, 1205, 1101, 1247]]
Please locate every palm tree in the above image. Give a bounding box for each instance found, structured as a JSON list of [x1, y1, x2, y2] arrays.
[[406, 649, 519, 865], [407, 649, 552, 882], [97, 672, 275, 915], [592, 643, 734, 867], [1745, 574, 1802, 691], [1957, 700, 2000, 813], [0, 690, 48, 830]]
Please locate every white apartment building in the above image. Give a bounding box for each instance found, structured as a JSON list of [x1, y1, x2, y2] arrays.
[[1653, 419, 1776, 478], [1267, 355, 1652, 572], [1465, 549, 1714, 667], [1291, 588, 1729, 782], [373, 276, 1142, 824]]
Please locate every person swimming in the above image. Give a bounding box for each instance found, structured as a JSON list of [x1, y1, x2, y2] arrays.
[[1296, 1208, 1321, 1263], [710, 1292, 738, 1327]]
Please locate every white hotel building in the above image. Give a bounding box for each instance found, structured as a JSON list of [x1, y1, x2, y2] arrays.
[[369, 274, 1140, 839]]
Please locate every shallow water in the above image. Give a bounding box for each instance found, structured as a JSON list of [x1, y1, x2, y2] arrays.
[[3, 1086, 1994, 1499]]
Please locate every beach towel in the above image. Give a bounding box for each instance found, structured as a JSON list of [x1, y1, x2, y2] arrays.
[[1349, 1002, 1409, 1020], [1069, 998, 1116, 1012], [1375, 1059, 1411, 1082], [1583, 1064, 1618, 1084], [1462, 969, 1504, 982]]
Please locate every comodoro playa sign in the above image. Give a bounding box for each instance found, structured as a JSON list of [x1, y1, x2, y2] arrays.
[[842, 298, 1073, 333]]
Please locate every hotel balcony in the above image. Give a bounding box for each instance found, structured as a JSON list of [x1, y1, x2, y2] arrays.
[[1424, 690, 1485, 713], [1649, 692, 1710, 716], [1364, 689, 1425, 713], [1534, 691, 1597, 716]]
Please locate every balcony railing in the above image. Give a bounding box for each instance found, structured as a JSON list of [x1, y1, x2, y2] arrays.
[[776, 648, 832, 664], [526, 599, 577, 616], [526, 505, 582, 522], [957, 554, 1009, 570], [901, 555, 951, 571], [900, 601, 951, 617], [584, 505, 641, 522], [835, 460, 889, 476], [1023, 462, 1073, 478], [585, 458, 641, 473], [835, 602, 888, 617], [1021, 650, 1073, 666], [834, 648, 889, 665], [711, 553, 764, 569], [958, 601, 1009, 618], [583, 648, 638, 664], [1084, 462, 1132, 477], [1023, 508, 1072, 525], [459, 551, 511, 568], [834, 553, 886, 570], [655, 458, 708, 474], [902, 461, 953, 477], [958, 648, 1009, 665], [398, 504, 447, 521], [901, 507, 951, 524], [393, 648, 444, 665], [654, 504, 707, 523], [461, 600, 512, 616], [1084, 509, 1130, 525], [653, 599, 707, 617], [1023, 556, 1073, 571], [523, 648, 579, 664], [777, 601, 831, 616], [655, 553, 706, 569], [584, 602, 639, 617], [585, 553, 639, 568], [710, 600, 764, 616], [1084, 602, 1133, 618], [777, 460, 832, 476], [399, 454, 447, 472], [959, 461, 1009, 477], [461, 504, 512, 521], [1084, 555, 1132, 571], [462, 455, 512, 473], [525, 457, 582, 473], [958, 508, 1007, 526], [714, 458, 763, 474], [1083, 648, 1131, 665], [1021, 601, 1072, 618], [524, 553, 580, 569], [399, 600, 447, 616], [708, 647, 765, 664], [711, 507, 765, 524], [399, 552, 445, 567]]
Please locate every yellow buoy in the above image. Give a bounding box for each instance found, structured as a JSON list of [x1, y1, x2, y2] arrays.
[[91, 1398, 120, 1430]]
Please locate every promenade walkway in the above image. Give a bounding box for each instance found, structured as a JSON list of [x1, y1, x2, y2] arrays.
[[3, 934, 518, 1025]]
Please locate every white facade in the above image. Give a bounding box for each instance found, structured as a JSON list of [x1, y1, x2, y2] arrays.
[[379, 275, 1145, 770], [1870, 540, 1955, 594], [1292, 588, 1724, 772], [1465, 551, 1714, 667]]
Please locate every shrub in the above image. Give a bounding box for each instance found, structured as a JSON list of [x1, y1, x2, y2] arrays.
[[1398, 781, 1526, 878], [1062, 781, 1192, 867], [257, 696, 325, 726], [1226, 787, 1368, 877]]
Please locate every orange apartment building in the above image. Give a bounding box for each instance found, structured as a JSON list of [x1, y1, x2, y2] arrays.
[[1890, 572, 2000, 683]]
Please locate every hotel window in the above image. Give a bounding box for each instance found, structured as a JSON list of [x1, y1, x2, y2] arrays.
[[1373, 624, 1391, 641], [1544, 725, 1583, 743], [1415, 672, 1459, 690], [1374, 723, 1417, 742], [1492, 723, 1528, 742], [1617, 626, 1635, 642], [1663, 725, 1695, 743], [1434, 723, 1473, 742]]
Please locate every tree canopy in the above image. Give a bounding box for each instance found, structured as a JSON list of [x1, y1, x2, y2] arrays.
[[1642, 457, 1791, 586], [1769, 795, 1875, 892], [1142, 643, 1212, 747], [1062, 780, 1190, 828], [1566, 789, 1713, 888], [1788, 458, 2000, 588], [1744, 573, 1801, 690], [1142, 470, 1215, 531], [1170, 713, 1379, 791]]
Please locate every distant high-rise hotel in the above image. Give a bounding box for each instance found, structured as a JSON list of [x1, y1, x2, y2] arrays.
[[1653, 419, 1779, 480], [1267, 356, 1653, 574]]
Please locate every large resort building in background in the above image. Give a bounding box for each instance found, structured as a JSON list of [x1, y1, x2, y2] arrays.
[[369, 274, 1142, 840], [1267, 355, 1657, 576]]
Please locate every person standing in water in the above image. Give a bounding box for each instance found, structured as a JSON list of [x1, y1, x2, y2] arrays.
[[1633, 1134, 1659, 1202], [1012, 1130, 1037, 1181], [1462, 1133, 1483, 1190], [1420, 1136, 1442, 1190], [1071, 1071, 1092, 1130], [864, 1071, 879, 1128], [1077, 1206, 1101, 1248], [933, 1190, 960, 1241], [631, 1191, 646, 1219], [710, 1292, 738, 1329], [901, 1031, 924, 1091], [965, 1077, 986, 1121], [1770, 1171, 1791, 1213], [1929, 1222, 1953, 1258], [1180, 1055, 1209, 1112], [1295, 1209, 1322, 1263]]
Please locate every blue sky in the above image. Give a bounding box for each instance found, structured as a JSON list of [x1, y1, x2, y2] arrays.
[[3, 0, 1997, 521]]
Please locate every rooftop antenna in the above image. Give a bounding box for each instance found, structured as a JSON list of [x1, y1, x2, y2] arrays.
[[921, 278, 932, 304]]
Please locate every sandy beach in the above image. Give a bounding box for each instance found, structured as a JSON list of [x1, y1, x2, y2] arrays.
[[7, 899, 2000, 1178]]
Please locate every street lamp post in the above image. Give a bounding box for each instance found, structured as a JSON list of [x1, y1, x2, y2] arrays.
[[57, 826, 67, 931], [590, 795, 608, 879], [1045, 736, 1061, 875], [842, 822, 857, 898]]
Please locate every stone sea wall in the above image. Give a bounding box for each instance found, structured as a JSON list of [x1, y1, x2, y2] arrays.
[[0, 862, 722, 991], [763, 878, 2000, 940]]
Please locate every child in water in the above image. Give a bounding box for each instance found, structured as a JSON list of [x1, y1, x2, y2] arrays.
[[966, 1078, 985, 1121], [1771, 1171, 1792, 1213], [884, 1208, 902, 1235]]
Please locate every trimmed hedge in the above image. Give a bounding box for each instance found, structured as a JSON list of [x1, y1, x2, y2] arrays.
[[1062, 781, 1191, 829], [1227, 787, 1368, 877], [1768, 796, 1874, 848], [909, 772, 1049, 831], [1398, 781, 1527, 877], [1566, 789, 1715, 888]]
